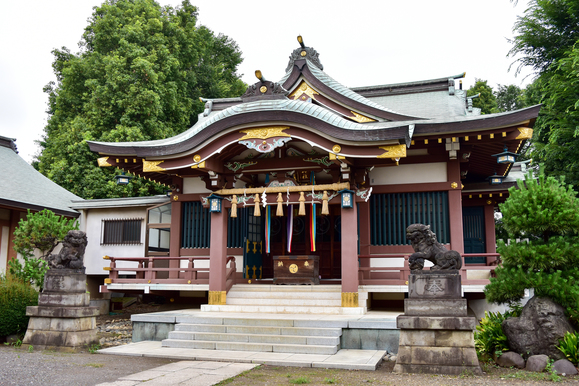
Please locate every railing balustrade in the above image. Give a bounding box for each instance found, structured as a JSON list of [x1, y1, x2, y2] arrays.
[[103, 256, 236, 287]]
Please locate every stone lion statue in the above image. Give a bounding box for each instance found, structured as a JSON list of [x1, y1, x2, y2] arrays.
[[47, 230, 87, 270], [406, 223, 462, 271]]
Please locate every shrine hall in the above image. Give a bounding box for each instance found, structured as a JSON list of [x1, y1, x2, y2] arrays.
[[89, 36, 539, 312]]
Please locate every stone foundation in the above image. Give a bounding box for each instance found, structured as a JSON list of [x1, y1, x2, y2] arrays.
[[393, 271, 482, 375], [23, 269, 99, 350]]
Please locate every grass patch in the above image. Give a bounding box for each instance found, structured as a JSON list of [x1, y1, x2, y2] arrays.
[[85, 363, 104, 368], [289, 376, 310, 384], [324, 378, 337, 384]]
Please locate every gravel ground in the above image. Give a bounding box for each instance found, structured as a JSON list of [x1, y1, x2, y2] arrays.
[[3, 303, 579, 385], [0, 345, 174, 386], [2, 346, 579, 386]]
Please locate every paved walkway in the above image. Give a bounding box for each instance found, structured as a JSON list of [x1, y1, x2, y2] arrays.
[[99, 341, 386, 370], [95, 360, 258, 386]]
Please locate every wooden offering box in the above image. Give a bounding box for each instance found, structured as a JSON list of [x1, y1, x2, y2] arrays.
[[273, 255, 319, 285]]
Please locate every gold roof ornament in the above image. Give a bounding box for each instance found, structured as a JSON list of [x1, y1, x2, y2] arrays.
[[142, 160, 166, 172], [516, 127, 533, 140], [97, 157, 112, 167], [377, 144, 407, 159], [238, 126, 290, 140]]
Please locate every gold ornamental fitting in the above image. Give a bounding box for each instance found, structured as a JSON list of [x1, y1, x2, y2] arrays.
[[332, 144, 341, 153], [193, 154, 201, 162], [103, 255, 110, 260], [289, 264, 298, 274], [260, 86, 267, 93]]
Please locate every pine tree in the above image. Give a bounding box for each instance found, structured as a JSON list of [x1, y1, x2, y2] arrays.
[[485, 171, 579, 325]]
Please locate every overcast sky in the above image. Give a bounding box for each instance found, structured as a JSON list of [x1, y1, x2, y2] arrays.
[[0, 0, 533, 164]]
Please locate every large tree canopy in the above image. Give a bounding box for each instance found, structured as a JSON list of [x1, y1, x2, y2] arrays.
[[509, 0, 579, 75], [510, 0, 579, 187], [466, 79, 497, 115], [37, 0, 246, 199]]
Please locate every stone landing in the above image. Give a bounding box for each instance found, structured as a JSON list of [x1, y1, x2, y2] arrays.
[[23, 269, 99, 350], [393, 271, 482, 375]]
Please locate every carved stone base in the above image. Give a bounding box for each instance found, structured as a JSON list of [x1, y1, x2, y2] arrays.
[[23, 269, 99, 350], [394, 272, 481, 375], [393, 315, 482, 375]]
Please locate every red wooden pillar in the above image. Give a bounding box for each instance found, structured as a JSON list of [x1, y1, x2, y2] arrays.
[[169, 200, 182, 279], [484, 203, 496, 256], [341, 201, 359, 307], [209, 209, 228, 305], [358, 202, 371, 279], [447, 160, 464, 254]]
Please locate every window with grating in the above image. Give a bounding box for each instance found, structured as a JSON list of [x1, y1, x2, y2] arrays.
[[228, 207, 249, 248], [181, 201, 211, 248], [370, 192, 450, 245], [102, 219, 143, 245]]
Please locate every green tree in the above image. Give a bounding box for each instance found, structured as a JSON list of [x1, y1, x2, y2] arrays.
[[509, 0, 579, 75], [485, 172, 579, 325], [509, 0, 579, 187], [467, 79, 497, 114], [10, 209, 79, 288], [37, 0, 246, 199], [495, 84, 526, 112]]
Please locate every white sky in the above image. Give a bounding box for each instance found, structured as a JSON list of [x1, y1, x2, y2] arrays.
[[0, 0, 534, 164]]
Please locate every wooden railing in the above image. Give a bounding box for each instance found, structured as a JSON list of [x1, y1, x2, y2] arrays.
[[358, 253, 500, 286], [104, 256, 236, 289]]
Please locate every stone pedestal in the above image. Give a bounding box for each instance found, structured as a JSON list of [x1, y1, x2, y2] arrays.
[[393, 271, 482, 375], [23, 268, 99, 350]]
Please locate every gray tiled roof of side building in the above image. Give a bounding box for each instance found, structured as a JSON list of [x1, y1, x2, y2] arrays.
[[0, 137, 81, 215]]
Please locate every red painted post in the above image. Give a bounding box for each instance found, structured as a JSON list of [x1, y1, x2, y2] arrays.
[[484, 204, 496, 258], [169, 200, 182, 278], [341, 201, 359, 307], [358, 202, 371, 280], [209, 209, 228, 305], [447, 160, 464, 254]]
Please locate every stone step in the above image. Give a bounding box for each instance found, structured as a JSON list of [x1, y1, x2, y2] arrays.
[[200, 304, 366, 315], [226, 297, 342, 306], [167, 331, 341, 346], [228, 284, 343, 292], [161, 339, 339, 355], [226, 291, 343, 300], [173, 316, 349, 329], [174, 323, 343, 337]]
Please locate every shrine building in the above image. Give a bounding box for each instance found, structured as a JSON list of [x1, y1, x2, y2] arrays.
[[88, 36, 539, 312]]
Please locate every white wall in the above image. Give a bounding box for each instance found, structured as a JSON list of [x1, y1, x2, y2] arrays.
[[82, 207, 147, 275], [369, 162, 447, 185], [0, 226, 8, 274], [183, 177, 211, 194]]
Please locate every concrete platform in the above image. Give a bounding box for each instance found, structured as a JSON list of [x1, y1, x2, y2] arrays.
[[98, 341, 387, 371]]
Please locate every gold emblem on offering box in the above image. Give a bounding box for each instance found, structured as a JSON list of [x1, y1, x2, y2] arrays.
[[278, 261, 283, 267], [289, 264, 298, 274], [304, 261, 309, 267]]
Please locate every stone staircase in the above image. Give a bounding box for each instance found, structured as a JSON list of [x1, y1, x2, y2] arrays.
[[200, 284, 367, 315], [161, 316, 345, 355]]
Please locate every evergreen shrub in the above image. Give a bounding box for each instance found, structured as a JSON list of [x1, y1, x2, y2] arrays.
[[0, 275, 38, 337], [485, 171, 579, 325]]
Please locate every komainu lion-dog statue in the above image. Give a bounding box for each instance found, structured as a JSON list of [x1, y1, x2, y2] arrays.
[[406, 223, 462, 271], [46, 230, 87, 270]]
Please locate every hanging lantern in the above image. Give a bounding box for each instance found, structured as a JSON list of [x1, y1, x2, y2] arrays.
[[339, 189, 355, 209], [487, 172, 505, 185], [208, 194, 224, 213], [492, 146, 518, 164], [115, 171, 133, 185]]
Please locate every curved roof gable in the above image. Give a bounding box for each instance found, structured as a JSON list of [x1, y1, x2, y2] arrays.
[[88, 98, 414, 157]]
